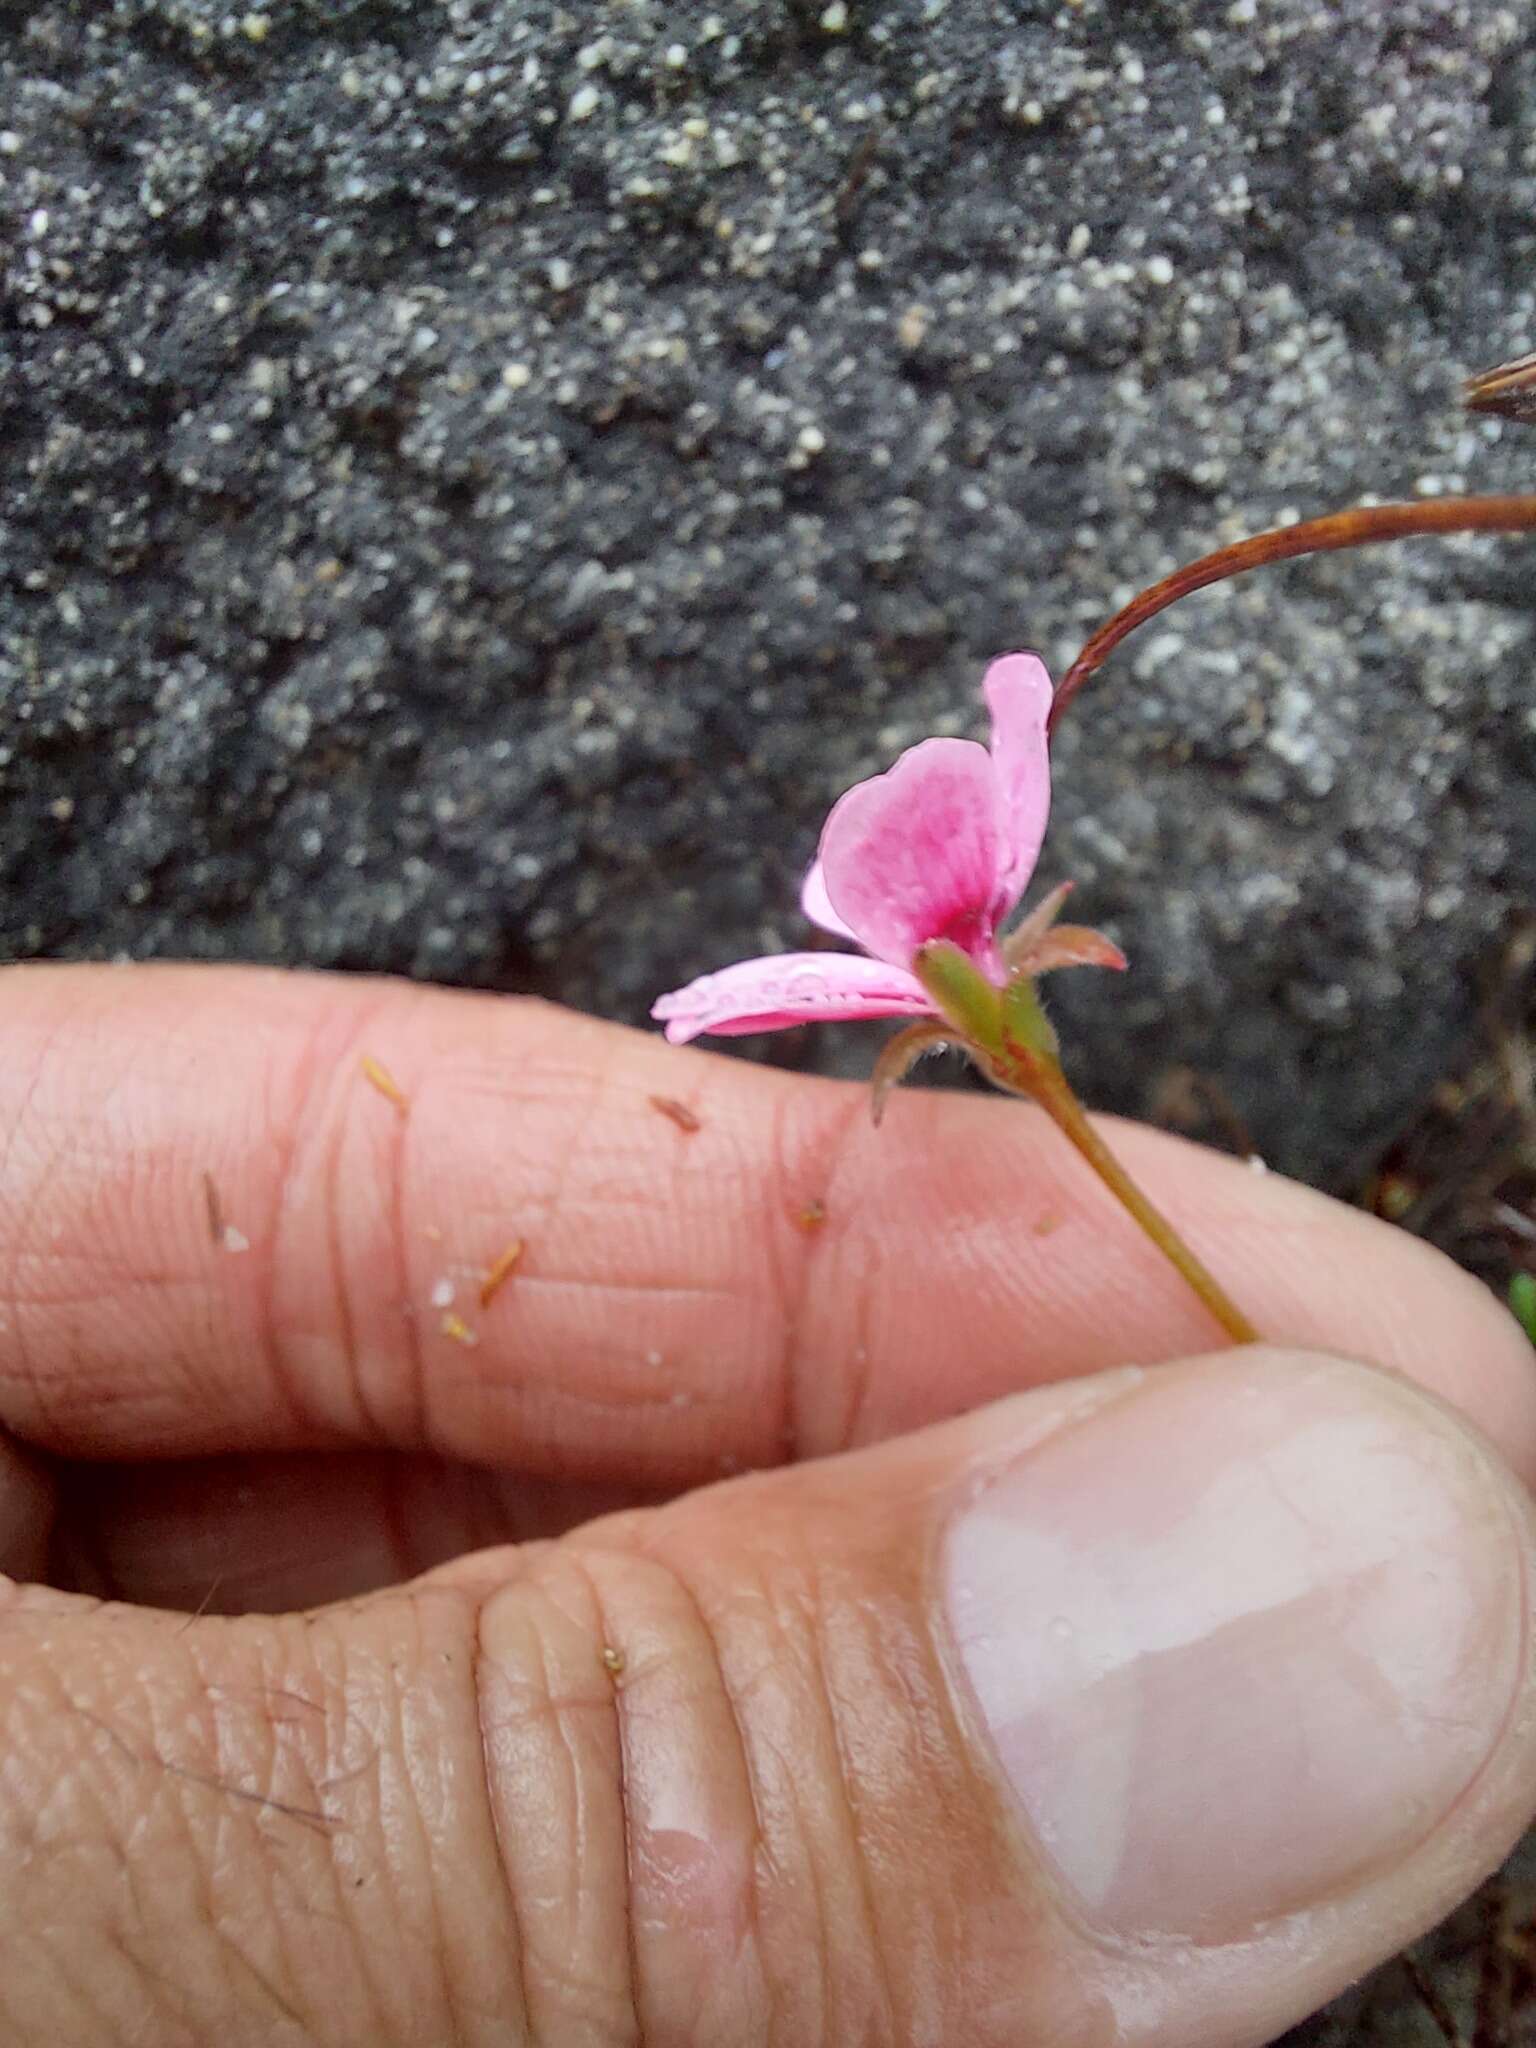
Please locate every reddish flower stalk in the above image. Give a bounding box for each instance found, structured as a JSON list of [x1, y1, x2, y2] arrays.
[[1049, 494, 1536, 733]]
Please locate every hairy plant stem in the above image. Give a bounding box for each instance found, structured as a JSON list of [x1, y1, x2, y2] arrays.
[[906, 947, 1263, 1341], [1049, 493, 1536, 731], [996, 980, 1260, 1344]]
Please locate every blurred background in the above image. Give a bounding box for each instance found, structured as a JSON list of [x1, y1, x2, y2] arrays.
[[2, 2, 1535, 2037]]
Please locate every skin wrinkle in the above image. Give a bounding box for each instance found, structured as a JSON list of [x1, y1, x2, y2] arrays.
[[349, 1621, 436, 2044], [3, 1655, 137, 2046], [57, 1912, 189, 2048], [80, 1633, 338, 2039], [0, 1045, 82, 1441], [74, 1701, 336, 1835], [765, 1079, 877, 1469], [617, 1523, 853, 2048], [253, 1019, 325, 1447], [811, 1563, 907, 2048], [303, 1606, 423, 2047], [39, 1671, 213, 2044], [10, 1017, 230, 1443], [475, 1275, 742, 1308], [472, 1551, 636, 2048], [260, 1049, 358, 1451], [234, 1671, 360, 2023], [391, 1597, 463, 2047], [415, 1016, 621, 1468], [265, 982, 425, 1450], [839, 1232, 884, 1463], [381, 1006, 432, 1455], [172, 1662, 313, 2048], [319, 1009, 391, 1447], [191, 1619, 386, 2043], [566, 1553, 647, 2048], [592, 1535, 774, 2048], [780, 1573, 889, 2047], [467, 1588, 536, 2048], [399, 1596, 541, 2048], [301, 1616, 404, 2047]]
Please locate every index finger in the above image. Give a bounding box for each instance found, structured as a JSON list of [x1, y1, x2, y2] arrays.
[[1, 963, 1531, 1488]]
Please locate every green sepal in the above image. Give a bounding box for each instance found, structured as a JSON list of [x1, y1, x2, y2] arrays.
[[1000, 974, 1059, 1061], [910, 941, 1005, 1056]]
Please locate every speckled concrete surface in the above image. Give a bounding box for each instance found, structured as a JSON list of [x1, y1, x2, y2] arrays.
[[2, 0, 1533, 1188]]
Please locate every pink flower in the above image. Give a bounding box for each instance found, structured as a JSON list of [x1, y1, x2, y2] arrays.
[[652, 653, 1123, 1046]]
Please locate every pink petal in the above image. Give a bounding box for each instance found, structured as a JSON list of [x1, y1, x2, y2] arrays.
[[818, 737, 1008, 973], [651, 952, 936, 1044], [983, 652, 1053, 905], [799, 858, 859, 942]]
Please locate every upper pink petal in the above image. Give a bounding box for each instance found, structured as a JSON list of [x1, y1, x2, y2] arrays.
[[983, 652, 1053, 906], [651, 951, 936, 1044], [818, 736, 1008, 973], [799, 858, 860, 942]]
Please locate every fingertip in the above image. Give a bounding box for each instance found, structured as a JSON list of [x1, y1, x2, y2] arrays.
[[927, 1346, 1536, 2041]]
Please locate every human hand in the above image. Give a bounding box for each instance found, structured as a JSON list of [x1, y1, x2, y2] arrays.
[[2, 964, 1533, 2048]]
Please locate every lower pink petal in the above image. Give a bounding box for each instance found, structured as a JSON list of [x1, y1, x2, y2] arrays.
[[982, 652, 1053, 907], [818, 737, 1007, 972], [651, 952, 936, 1044]]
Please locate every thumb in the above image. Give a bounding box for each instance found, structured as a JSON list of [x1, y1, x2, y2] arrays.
[[4, 1348, 1533, 2048]]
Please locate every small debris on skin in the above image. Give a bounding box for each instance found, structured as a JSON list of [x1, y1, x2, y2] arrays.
[[1246, 1154, 1268, 1175], [649, 1094, 702, 1133], [430, 1276, 455, 1309], [439, 1311, 479, 1347], [222, 1225, 251, 1254], [601, 1646, 625, 1676], [360, 1053, 408, 1113], [1032, 1211, 1063, 1237], [480, 1238, 524, 1309], [794, 1199, 827, 1232], [422, 1223, 444, 1244], [202, 1170, 225, 1244]]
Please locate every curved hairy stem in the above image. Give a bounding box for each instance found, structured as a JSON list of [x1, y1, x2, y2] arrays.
[[1049, 494, 1536, 732]]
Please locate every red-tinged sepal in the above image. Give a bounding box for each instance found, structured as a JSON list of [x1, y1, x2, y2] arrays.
[[1003, 882, 1125, 977], [1019, 925, 1127, 976], [1002, 880, 1074, 966]]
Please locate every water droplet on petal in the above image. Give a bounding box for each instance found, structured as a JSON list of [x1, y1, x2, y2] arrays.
[[784, 965, 831, 1006]]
